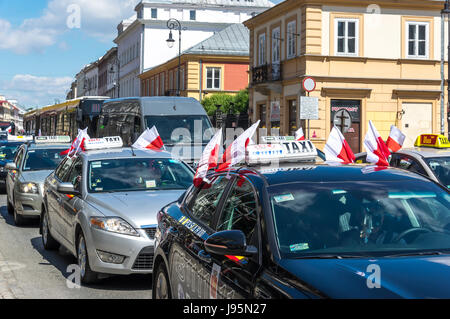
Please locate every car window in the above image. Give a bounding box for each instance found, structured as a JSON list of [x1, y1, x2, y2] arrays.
[[216, 177, 258, 243], [425, 157, 450, 188], [66, 158, 83, 190], [55, 157, 74, 181], [14, 148, 24, 168], [188, 175, 229, 229], [393, 155, 427, 176], [0, 144, 19, 161], [22, 148, 67, 171]]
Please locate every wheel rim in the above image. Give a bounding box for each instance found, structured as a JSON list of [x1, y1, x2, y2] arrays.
[[78, 237, 87, 278], [156, 270, 168, 299], [42, 213, 48, 245]]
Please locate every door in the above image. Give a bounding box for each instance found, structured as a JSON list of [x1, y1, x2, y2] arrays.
[[402, 102, 432, 148], [59, 158, 83, 246], [331, 99, 361, 153], [7, 148, 24, 204]]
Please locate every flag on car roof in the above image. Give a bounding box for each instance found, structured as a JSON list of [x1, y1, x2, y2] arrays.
[[193, 129, 222, 187], [132, 126, 165, 151], [386, 125, 406, 153], [295, 127, 305, 141], [217, 120, 260, 171], [324, 126, 356, 164], [364, 120, 391, 166], [61, 128, 89, 157]]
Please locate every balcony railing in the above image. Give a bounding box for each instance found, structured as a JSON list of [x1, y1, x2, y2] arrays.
[[252, 63, 282, 85]]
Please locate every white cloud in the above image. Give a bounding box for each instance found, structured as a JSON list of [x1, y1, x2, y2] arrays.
[[0, 0, 139, 54], [1, 74, 73, 107]]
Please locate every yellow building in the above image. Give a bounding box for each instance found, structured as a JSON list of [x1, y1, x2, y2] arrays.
[[139, 24, 250, 101], [244, 0, 448, 152]]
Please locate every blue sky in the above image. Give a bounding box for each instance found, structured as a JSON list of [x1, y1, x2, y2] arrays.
[[0, 0, 284, 109]]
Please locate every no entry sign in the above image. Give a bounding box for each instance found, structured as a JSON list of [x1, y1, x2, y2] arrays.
[[302, 77, 316, 93]]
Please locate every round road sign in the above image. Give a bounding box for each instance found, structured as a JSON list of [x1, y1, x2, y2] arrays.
[[302, 77, 316, 93]]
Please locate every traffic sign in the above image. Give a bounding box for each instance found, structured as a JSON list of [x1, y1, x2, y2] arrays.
[[302, 77, 316, 93]]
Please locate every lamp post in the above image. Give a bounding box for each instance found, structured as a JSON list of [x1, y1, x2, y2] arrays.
[[109, 56, 120, 98], [166, 18, 186, 97], [443, 0, 450, 136]]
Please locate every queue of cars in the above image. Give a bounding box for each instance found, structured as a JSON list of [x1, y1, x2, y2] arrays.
[[1, 128, 449, 298]]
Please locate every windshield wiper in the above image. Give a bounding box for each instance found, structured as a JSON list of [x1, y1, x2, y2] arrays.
[[384, 250, 448, 258], [294, 254, 370, 259]]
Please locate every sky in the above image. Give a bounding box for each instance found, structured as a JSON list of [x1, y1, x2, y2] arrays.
[[0, 0, 284, 109]]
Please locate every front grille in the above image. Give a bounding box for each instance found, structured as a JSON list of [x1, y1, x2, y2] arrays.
[[132, 247, 154, 270], [143, 227, 157, 239]]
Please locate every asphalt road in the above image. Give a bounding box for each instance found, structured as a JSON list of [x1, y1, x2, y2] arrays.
[[0, 193, 153, 299]]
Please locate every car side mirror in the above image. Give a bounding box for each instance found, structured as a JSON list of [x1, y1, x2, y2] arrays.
[[5, 162, 16, 170], [204, 230, 257, 257], [57, 182, 80, 196]]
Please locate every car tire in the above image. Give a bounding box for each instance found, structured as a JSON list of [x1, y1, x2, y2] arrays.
[[41, 209, 59, 251], [153, 263, 171, 299], [77, 232, 99, 285], [13, 200, 25, 226], [7, 200, 13, 215]]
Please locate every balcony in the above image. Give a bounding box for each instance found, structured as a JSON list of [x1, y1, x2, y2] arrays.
[[251, 63, 282, 85]]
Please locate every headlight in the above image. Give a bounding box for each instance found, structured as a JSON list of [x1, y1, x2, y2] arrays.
[[19, 182, 39, 194], [90, 217, 140, 237]]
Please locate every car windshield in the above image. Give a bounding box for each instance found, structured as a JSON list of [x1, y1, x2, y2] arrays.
[[23, 148, 67, 171], [88, 158, 194, 193], [425, 157, 450, 188], [269, 180, 450, 258], [0, 145, 19, 161], [145, 115, 213, 146]]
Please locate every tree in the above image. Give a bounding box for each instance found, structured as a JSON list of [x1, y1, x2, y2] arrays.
[[201, 89, 249, 116]]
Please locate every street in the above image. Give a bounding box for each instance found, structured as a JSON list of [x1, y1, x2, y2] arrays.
[[0, 192, 153, 299]]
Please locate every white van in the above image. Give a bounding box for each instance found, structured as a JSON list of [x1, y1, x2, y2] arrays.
[[97, 97, 214, 165]]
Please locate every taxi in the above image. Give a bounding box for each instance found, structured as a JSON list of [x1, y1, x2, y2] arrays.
[[41, 137, 194, 284], [5, 136, 71, 225], [389, 134, 450, 189], [0, 135, 33, 190], [152, 138, 450, 299]]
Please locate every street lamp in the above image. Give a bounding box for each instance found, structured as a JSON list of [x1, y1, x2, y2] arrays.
[[166, 18, 186, 97]]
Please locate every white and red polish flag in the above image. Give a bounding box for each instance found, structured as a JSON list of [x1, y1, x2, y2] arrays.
[[5, 126, 12, 134], [217, 120, 260, 171], [193, 129, 223, 187], [132, 126, 165, 151], [386, 125, 406, 153], [324, 126, 356, 164], [295, 127, 305, 141], [61, 128, 89, 157], [364, 120, 391, 166]]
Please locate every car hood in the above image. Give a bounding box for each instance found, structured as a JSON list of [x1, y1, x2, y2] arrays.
[[86, 190, 185, 228], [279, 254, 450, 298], [21, 170, 53, 184]]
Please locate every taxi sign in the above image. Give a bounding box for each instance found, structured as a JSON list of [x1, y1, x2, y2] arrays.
[[84, 136, 123, 150], [34, 136, 71, 144], [7, 135, 33, 142], [246, 139, 318, 165], [261, 136, 297, 143], [414, 134, 450, 149]]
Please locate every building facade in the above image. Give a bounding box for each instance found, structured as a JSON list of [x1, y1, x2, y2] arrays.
[[245, 0, 449, 151], [98, 47, 119, 98], [115, 0, 273, 98], [139, 23, 250, 101]]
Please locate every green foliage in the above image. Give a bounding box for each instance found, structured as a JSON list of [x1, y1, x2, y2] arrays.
[[201, 89, 249, 116]]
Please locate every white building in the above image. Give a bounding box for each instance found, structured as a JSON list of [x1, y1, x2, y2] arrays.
[[114, 0, 273, 97]]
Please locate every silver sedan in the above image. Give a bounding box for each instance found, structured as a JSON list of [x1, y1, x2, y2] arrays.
[[41, 146, 194, 284]]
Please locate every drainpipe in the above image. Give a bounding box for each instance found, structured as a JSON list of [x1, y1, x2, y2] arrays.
[[199, 59, 203, 102]]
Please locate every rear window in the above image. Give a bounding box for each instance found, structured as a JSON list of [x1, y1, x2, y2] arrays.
[[23, 148, 67, 171]]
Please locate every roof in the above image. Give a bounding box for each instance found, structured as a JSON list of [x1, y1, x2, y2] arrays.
[[81, 147, 174, 161], [140, 0, 274, 8], [239, 164, 435, 186], [397, 147, 450, 158], [184, 23, 249, 56]]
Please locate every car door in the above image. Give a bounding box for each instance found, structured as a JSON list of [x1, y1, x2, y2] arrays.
[[7, 147, 24, 204], [210, 175, 262, 299], [168, 175, 233, 299], [46, 157, 74, 240], [59, 157, 83, 247]]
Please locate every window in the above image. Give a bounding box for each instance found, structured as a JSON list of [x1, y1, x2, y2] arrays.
[[407, 22, 429, 58], [190, 10, 196, 21], [259, 104, 266, 128], [287, 21, 297, 59], [161, 73, 165, 95], [189, 176, 229, 228], [272, 27, 281, 63], [169, 71, 174, 90], [206, 67, 221, 90], [66, 159, 82, 190], [335, 18, 359, 55], [155, 76, 159, 96], [151, 78, 154, 96], [55, 157, 74, 181], [258, 33, 266, 66], [151, 8, 157, 19], [217, 177, 257, 243]]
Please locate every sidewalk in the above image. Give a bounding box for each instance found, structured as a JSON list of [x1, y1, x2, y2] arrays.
[[0, 250, 25, 299]]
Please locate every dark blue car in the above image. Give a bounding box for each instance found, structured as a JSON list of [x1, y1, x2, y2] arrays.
[[153, 157, 450, 299], [0, 141, 23, 189]]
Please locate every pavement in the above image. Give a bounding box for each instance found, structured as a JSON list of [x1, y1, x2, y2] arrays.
[[0, 192, 153, 299]]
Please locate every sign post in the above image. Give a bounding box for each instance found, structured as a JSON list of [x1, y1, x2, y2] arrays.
[[300, 77, 318, 139]]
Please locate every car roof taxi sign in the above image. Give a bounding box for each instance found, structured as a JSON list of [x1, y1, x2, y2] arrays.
[[414, 134, 450, 149], [34, 136, 71, 144], [84, 136, 123, 150]]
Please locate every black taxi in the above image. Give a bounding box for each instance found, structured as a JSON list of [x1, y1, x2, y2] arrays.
[[152, 139, 450, 299]]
